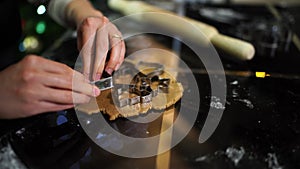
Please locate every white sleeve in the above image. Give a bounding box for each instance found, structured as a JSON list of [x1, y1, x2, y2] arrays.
[[47, 0, 74, 27]]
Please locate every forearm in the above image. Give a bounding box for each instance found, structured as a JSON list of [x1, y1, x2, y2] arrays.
[[48, 0, 103, 28], [65, 0, 103, 28]]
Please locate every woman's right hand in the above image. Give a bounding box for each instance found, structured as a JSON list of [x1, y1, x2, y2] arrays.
[[0, 55, 100, 119]]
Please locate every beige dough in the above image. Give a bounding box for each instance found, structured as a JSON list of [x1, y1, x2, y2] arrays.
[[76, 69, 183, 120]]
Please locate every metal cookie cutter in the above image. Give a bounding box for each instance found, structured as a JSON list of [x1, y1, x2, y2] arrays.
[[91, 77, 114, 91], [113, 62, 171, 108], [90, 61, 172, 108]]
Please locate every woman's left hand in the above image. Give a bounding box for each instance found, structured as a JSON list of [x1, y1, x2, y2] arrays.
[[77, 16, 125, 81]]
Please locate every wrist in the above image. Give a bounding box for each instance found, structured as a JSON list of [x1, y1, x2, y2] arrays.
[[48, 0, 74, 28], [65, 0, 103, 28]]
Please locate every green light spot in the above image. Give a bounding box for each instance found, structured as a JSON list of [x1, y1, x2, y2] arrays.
[[36, 21, 46, 34]]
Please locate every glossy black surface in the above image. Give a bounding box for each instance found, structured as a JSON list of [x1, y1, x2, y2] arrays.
[[1, 3, 300, 169]]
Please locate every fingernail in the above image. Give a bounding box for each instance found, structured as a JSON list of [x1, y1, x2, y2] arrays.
[[93, 87, 100, 97], [106, 68, 113, 75]]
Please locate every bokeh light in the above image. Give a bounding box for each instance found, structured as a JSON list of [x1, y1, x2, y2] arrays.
[[37, 5, 46, 15]]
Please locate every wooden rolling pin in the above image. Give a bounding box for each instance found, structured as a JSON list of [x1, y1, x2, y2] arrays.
[[108, 0, 255, 60]]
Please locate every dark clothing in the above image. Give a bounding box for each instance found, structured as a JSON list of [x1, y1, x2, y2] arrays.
[[0, 0, 22, 70]]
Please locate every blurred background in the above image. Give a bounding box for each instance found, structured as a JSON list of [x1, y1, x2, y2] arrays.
[[18, 0, 64, 55], [18, 0, 300, 59]]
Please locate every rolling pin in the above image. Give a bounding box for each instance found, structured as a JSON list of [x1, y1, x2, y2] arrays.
[[108, 0, 255, 60]]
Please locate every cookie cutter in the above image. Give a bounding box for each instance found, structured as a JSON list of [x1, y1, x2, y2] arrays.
[[91, 61, 171, 107], [91, 77, 114, 91], [113, 62, 171, 107]]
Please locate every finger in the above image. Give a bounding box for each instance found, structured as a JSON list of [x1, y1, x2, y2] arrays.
[[72, 92, 92, 104], [72, 70, 87, 83], [105, 31, 123, 74], [79, 17, 109, 81], [78, 18, 104, 79], [36, 71, 100, 97], [77, 17, 102, 50], [115, 41, 126, 70], [72, 71, 101, 97], [93, 27, 109, 81], [40, 87, 91, 105], [80, 34, 95, 80], [121, 40, 126, 58], [72, 81, 100, 98], [25, 56, 73, 75]]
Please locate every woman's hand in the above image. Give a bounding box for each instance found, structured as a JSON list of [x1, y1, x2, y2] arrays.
[[0, 55, 100, 119], [62, 0, 125, 80], [49, 0, 125, 80], [77, 16, 125, 81]]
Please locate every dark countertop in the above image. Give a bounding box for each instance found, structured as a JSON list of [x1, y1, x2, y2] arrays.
[[1, 2, 300, 169]]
